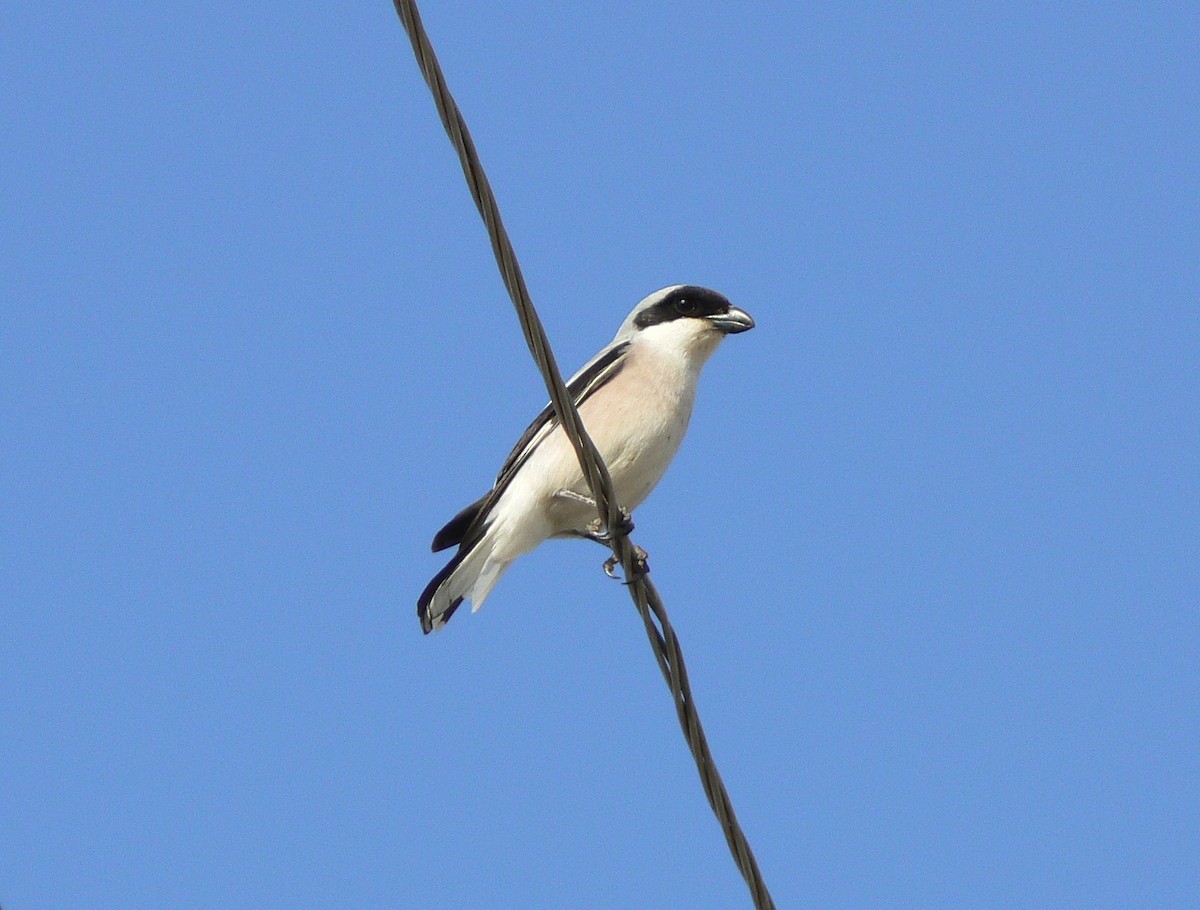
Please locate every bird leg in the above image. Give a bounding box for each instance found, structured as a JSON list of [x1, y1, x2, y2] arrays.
[[552, 489, 635, 542], [551, 489, 645, 580], [552, 488, 596, 509]]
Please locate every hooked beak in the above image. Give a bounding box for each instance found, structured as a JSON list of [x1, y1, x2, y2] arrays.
[[707, 305, 755, 334]]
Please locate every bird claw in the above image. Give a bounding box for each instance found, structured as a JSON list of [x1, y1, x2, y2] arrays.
[[585, 508, 635, 543], [603, 546, 649, 583]]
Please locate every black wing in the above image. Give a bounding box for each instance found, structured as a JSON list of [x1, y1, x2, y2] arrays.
[[429, 340, 631, 552]]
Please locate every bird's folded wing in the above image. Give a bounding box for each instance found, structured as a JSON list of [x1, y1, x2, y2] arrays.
[[451, 340, 631, 549]]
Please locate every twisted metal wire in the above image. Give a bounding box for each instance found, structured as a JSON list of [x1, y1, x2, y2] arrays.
[[391, 3, 775, 907]]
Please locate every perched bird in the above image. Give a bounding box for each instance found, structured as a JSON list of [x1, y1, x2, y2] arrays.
[[418, 285, 754, 633]]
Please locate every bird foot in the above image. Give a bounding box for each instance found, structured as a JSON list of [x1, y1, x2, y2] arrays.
[[584, 508, 635, 543], [603, 546, 650, 583], [553, 488, 636, 543]]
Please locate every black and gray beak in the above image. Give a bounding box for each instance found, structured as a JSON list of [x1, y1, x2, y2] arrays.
[[707, 305, 755, 334]]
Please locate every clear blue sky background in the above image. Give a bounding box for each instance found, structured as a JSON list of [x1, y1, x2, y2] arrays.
[[3, 4, 1197, 908]]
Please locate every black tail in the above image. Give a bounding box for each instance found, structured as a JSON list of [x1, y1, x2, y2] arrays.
[[431, 494, 487, 552], [417, 545, 470, 634]]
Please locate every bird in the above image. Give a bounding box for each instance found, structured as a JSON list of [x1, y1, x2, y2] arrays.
[[418, 284, 754, 633]]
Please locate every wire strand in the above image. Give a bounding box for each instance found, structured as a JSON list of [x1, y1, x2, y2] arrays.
[[391, 3, 775, 907]]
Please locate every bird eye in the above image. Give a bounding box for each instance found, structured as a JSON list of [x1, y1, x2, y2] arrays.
[[675, 297, 698, 316]]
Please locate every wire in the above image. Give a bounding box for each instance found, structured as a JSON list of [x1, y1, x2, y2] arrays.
[[391, 3, 776, 907]]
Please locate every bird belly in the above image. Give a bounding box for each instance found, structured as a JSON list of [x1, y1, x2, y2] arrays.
[[500, 348, 699, 542], [578, 363, 695, 515]]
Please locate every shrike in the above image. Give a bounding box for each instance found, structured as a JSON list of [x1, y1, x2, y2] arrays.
[[418, 285, 754, 633]]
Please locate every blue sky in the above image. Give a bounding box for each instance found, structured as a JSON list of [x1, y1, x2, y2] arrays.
[[3, 3, 1197, 908]]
